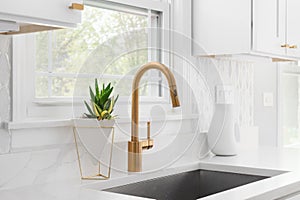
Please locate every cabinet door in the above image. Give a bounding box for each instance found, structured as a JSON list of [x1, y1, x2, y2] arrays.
[[192, 0, 252, 56], [253, 0, 286, 56], [286, 0, 300, 57], [0, 0, 82, 28]]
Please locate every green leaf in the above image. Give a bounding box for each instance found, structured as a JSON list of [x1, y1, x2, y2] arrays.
[[84, 113, 97, 118], [105, 83, 111, 91], [101, 110, 109, 119], [84, 101, 95, 116], [89, 86, 95, 102], [95, 79, 99, 97], [108, 96, 114, 113], [103, 98, 111, 111], [115, 94, 119, 104], [94, 103, 103, 116], [100, 87, 113, 104]]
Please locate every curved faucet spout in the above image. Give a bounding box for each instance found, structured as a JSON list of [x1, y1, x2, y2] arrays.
[[128, 62, 180, 172], [131, 62, 180, 141]]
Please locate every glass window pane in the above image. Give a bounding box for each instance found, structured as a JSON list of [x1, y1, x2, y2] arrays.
[[51, 77, 76, 97], [104, 49, 148, 75], [47, 6, 148, 74], [113, 78, 150, 97], [73, 78, 113, 97], [35, 5, 160, 98], [35, 76, 48, 97], [282, 74, 300, 147], [35, 32, 49, 72]]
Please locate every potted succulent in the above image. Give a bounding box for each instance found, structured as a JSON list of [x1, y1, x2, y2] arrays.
[[83, 79, 119, 122], [73, 79, 119, 168]]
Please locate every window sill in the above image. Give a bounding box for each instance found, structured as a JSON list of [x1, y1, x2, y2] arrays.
[[5, 114, 200, 130], [33, 96, 169, 106], [4, 119, 72, 130]]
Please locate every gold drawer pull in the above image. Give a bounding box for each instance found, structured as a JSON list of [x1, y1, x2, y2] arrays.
[[289, 45, 298, 49], [281, 44, 290, 48], [69, 3, 84, 10]]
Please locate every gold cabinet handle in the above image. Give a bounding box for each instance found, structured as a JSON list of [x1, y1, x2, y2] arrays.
[[281, 44, 290, 48], [69, 3, 84, 10], [289, 45, 298, 49]]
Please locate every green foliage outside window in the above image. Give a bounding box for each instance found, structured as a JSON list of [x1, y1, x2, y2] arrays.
[[35, 6, 153, 98]]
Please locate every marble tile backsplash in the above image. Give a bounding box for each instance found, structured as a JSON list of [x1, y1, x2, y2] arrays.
[[0, 36, 254, 190], [0, 36, 12, 154], [215, 58, 254, 126], [197, 58, 254, 127]]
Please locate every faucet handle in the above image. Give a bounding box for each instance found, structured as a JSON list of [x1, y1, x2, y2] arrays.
[[141, 121, 153, 150], [147, 121, 150, 140]]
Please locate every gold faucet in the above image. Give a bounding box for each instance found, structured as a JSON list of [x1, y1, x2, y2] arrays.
[[128, 62, 180, 172]]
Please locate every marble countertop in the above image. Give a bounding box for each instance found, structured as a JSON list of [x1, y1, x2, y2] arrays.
[[1, 146, 300, 200]]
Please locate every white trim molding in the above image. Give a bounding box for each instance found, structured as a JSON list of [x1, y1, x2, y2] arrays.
[[12, 35, 35, 122]]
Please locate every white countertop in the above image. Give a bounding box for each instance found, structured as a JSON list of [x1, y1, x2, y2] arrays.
[[1, 146, 300, 200]]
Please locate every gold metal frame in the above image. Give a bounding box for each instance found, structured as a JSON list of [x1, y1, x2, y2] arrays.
[[73, 126, 115, 180]]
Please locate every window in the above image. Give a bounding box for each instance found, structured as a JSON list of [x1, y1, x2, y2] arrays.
[[280, 64, 300, 148], [281, 66, 300, 147], [12, 0, 170, 121], [35, 4, 162, 99]]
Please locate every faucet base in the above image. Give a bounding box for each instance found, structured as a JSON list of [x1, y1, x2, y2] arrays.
[[128, 139, 154, 172], [128, 141, 142, 172]]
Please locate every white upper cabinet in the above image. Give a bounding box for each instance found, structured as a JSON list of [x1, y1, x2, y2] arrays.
[[286, 0, 300, 57], [0, 0, 83, 33], [253, 0, 286, 56], [193, 0, 251, 56], [193, 0, 300, 59]]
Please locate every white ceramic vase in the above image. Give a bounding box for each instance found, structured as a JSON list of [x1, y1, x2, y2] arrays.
[[207, 104, 238, 156]]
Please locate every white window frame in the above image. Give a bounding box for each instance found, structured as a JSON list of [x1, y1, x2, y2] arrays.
[[12, 0, 170, 122]]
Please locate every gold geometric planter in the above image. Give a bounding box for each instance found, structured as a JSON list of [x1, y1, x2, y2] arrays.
[[72, 119, 115, 180]]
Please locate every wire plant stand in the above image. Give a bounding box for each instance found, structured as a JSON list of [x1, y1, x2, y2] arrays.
[[73, 126, 115, 180]]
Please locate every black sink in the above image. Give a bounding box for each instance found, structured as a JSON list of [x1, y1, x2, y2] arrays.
[[104, 169, 269, 200]]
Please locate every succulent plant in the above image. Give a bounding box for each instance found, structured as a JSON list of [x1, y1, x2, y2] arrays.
[[84, 79, 119, 120]]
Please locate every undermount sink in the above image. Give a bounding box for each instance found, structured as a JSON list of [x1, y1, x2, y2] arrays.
[[104, 169, 269, 200]]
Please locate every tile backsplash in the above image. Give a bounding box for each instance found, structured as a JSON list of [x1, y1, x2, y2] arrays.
[[0, 36, 12, 154], [0, 36, 255, 190], [214, 58, 254, 126], [192, 57, 254, 130]]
